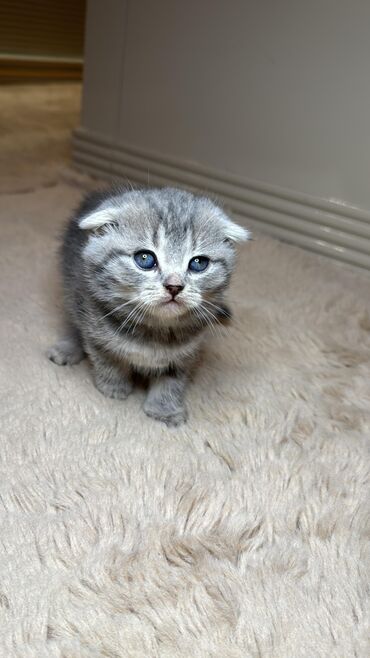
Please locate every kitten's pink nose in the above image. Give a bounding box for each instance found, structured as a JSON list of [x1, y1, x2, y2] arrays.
[[165, 284, 184, 298]]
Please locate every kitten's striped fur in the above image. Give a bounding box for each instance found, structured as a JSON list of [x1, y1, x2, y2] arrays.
[[48, 186, 249, 425]]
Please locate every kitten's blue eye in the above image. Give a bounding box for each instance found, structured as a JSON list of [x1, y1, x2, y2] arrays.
[[188, 256, 209, 272], [134, 251, 157, 270]]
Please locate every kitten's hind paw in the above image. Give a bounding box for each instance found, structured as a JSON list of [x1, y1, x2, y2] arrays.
[[47, 339, 85, 366]]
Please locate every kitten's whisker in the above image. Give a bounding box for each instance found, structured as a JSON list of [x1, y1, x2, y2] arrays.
[[202, 299, 226, 313], [202, 299, 231, 320], [100, 296, 141, 320], [201, 300, 231, 330], [130, 299, 153, 334], [198, 305, 224, 338], [194, 305, 218, 338], [113, 302, 143, 336], [127, 303, 146, 329], [130, 301, 149, 333], [193, 305, 210, 329], [192, 308, 205, 332]]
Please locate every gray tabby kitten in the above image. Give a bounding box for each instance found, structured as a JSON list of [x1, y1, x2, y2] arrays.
[[48, 187, 249, 425]]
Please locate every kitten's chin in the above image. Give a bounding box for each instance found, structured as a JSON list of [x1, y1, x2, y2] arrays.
[[153, 300, 189, 322]]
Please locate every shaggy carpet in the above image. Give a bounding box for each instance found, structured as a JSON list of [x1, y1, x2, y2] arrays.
[[0, 180, 369, 657], [0, 83, 369, 657]]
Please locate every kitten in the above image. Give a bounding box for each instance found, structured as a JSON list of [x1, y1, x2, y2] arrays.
[[48, 186, 249, 425]]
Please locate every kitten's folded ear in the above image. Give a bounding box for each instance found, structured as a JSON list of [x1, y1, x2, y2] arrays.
[[222, 216, 251, 242], [78, 207, 120, 231]]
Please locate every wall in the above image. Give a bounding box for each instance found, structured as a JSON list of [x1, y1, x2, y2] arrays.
[[75, 0, 370, 269]]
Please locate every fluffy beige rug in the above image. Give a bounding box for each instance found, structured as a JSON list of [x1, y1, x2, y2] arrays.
[[0, 177, 369, 657]]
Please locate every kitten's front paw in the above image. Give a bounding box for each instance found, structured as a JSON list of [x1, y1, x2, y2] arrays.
[[143, 400, 188, 427], [94, 375, 133, 400], [47, 340, 85, 366]]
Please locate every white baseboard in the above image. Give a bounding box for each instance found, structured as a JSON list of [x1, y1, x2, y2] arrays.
[[73, 127, 370, 271]]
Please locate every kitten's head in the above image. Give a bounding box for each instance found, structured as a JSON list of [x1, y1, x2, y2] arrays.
[[79, 187, 249, 326]]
